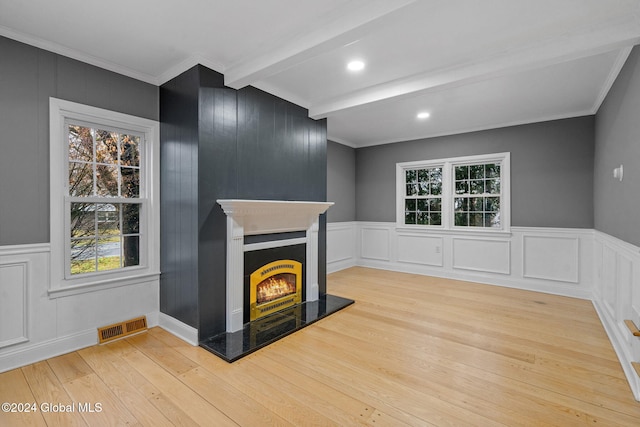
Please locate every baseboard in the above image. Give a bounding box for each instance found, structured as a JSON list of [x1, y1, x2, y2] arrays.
[[0, 329, 96, 374], [158, 312, 199, 346], [357, 259, 593, 300], [327, 257, 357, 274], [0, 309, 160, 374], [592, 299, 640, 401]]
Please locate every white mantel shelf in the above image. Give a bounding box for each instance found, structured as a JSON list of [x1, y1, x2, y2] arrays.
[[217, 199, 333, 332], [217, 199, 334, 235]]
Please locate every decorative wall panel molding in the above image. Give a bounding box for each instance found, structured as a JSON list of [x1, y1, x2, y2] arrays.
[[327, 222, 357, 273], [0, 262, 28, 348], [452, 237, 510, 275], [360, 226, 390, 261], [397, 234, 444, 267], [523, 235, 579, 283]]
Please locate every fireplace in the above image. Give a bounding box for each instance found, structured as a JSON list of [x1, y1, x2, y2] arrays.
[[217, 199, 333, 332], [249, 259, 302, 321], [200, 199, 354, 363]]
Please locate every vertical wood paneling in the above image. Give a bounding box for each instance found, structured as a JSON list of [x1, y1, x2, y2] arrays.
[[198, 77, 237, 340], [160, 66, 200, 329]]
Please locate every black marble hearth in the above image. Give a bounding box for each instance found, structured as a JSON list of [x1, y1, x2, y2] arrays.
[[200, 294, 354, 362]]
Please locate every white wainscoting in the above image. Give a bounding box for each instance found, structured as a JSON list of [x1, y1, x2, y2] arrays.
[[592, 231, 640, 401], [327, 222, 358, 273], [327, 222, 593, 299], [0, 243, 160, 373]]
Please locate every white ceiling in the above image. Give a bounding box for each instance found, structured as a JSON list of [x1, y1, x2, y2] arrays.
[[1, 0, 639, 147]]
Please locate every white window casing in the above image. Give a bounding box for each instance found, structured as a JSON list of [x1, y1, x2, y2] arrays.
[[396, 152, 510, 234], [49, 98, 160, 297]]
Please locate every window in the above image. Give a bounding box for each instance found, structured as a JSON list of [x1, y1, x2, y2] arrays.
[[50, 98, 159, 295], [403, 167, 442, 226], [453, 162, 502, 227], [68, 124, 143, 274], [397, 153, 510, 232]]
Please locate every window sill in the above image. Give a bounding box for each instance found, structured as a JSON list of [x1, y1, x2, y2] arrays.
[[395, 225, 512, 238], [48, 270, 161, 299]]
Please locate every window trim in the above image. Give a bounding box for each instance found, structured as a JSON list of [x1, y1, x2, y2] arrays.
[[49, 98, 160, 297], [396, 152, 510, 233]]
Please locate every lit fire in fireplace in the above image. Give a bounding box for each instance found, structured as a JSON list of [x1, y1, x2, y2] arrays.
[[257, 274, 296, 305], [250, 259, 302, 321]]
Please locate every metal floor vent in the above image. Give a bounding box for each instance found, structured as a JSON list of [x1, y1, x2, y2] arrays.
[[98, 316, 147, 344]]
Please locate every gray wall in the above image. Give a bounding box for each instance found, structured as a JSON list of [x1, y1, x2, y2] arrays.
[[355, 116, 595, 228], [327, 140, 356, 222], [594, 46, 640, 247], [0, 36, 158, 246]]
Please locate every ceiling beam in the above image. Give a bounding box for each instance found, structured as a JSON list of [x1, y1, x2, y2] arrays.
[[223, 0, 416, 89], [309, 18, 640, 119]]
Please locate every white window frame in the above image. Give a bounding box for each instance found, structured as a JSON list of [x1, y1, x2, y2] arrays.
[[396, 152, 510, 233], [49, 98, 160, 297]]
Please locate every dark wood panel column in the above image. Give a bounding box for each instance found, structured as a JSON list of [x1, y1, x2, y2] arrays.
[[160, 65, 328, 338]]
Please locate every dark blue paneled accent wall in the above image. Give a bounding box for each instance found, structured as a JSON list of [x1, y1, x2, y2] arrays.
[[160, 65, 327, 339]]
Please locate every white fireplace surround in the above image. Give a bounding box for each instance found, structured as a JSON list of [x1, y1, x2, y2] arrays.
[[217, 199, 333, 332]]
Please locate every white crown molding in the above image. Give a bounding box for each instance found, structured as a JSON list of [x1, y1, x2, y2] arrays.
[[0, 25, 228, 87], [348, 109, 595, 149], [0, 25, 159, 85], [327, 136, 357, 148], [592, 46, 633, 113]]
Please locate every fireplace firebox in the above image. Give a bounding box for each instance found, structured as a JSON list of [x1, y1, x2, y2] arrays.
[[249, 259, 302, 321]]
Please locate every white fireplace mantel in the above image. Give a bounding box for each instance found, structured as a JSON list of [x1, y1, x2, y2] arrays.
[[217, 199, 333, 332], [217, 199, 334, 235]]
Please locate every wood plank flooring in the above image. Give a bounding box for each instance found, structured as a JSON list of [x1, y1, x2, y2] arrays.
[[2, 266, 640, 426]]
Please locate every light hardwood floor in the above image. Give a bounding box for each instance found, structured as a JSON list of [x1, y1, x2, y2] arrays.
[[2, 266, 640, 426]]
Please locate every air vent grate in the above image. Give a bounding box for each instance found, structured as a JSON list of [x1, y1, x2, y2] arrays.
[[98, 316, 147, 344]]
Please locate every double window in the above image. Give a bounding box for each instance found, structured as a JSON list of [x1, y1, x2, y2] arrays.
[[397, 153, 510, 232], [50, 98, 159, 295]]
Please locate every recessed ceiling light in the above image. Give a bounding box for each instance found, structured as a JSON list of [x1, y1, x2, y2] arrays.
[[347, 60, 365, 72], [417, 112, 431, 119]]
